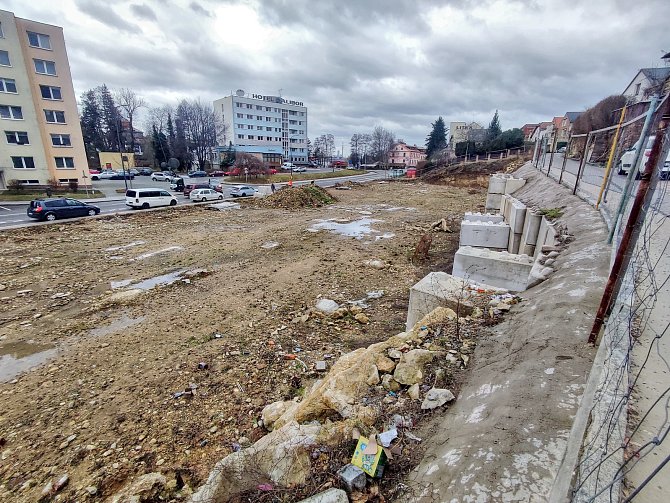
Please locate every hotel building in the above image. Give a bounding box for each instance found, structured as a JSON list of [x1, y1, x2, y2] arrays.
[[0, 10, 87, 189], [214, 90, 308, 166]]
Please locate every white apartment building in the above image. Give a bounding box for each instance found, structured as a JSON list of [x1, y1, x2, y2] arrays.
[[214, 89, 308, 165], [0, 10, 87, 189]]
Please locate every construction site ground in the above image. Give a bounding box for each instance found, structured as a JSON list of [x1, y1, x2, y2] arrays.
[[0, 179, 486, 502]]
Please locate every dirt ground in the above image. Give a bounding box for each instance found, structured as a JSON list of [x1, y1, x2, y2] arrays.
[[0, 180, 486, 501]]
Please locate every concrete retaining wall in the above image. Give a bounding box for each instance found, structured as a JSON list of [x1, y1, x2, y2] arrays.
[[452, 246, 534, 291], [459, 221, 511, 249]]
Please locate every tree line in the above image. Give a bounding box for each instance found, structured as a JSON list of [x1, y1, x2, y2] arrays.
[[79, 85, 225, 171], [349, 126, 395, 167]]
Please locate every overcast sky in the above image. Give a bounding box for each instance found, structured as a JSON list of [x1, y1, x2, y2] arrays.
[[6, 0, 670, 153]]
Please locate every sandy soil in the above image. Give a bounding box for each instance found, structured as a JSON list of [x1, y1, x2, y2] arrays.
[[0, 180, 486, 501]]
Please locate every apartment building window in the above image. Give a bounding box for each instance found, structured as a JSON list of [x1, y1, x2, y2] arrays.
[[55, 156, 74, 168], [5, 131, 29, 144], [236, 102, 243, 107], [44, 109, 65, 123], [256, 105, 262, 110], [28, 31, 51, 50], [256, 115, 262, 120], [257, 125, 263, 130], [266, 117, 271, 122], [246, 114, 253, 119], [266, 127, 272, 131], [11, 156, 35, 169], [0, 105, 23, 119], [265, 107, 271, 111], [34, 59, 56, 75], [257, 136, 263, 140], [237, 124, 245, 129], [237, 134, 244, 139], [236, 113, 243, 118], [0, 78, 17, 93], [246, 104, 252, 109], [248, 135, 254, 140], [51, 133, 71, 146], [0, 50, 10, 66], [247, 125, 253, 129], [40, 85, 62, 100]]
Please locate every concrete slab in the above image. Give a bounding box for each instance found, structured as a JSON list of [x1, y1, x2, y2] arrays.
[[507, 232, 522, 254], [463, 212, 503, 223], [459, 221, 510, 249], [485, 193, 503, 212], [406, 272, 500, 331], [508, 199, 527, 234], [452, 246, 534, 291], [488, 176, 507, 194], [402, 163, 610, 503], [521, 209, 542, 247], [504, 177, 526, 194]]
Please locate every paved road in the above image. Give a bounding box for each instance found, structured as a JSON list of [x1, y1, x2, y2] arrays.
[[0, 171, 382, 230]]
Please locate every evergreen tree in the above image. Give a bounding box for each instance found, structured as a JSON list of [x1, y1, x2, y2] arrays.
[[425, 116, 448, 159], [487, 110, 502, 142], [151, 125, 170, 166], [80, 89, 104, 167], [96, 84, 122, 151], [166, 112, 176, 157]]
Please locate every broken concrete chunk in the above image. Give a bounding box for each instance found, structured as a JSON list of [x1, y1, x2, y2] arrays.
[[421, 388, 455, 410], [388, 349, 402, 360], [337, 464, 367, 493], [366, 365, 380, 386], [407, 383, 420, 400], [381, 374, 401, 392], [375, 355, 396, 374], [261, 401, 297, 431], [107, 472, 166, 503], [315, 361, 328, 372], [297, 488, 349, 503]]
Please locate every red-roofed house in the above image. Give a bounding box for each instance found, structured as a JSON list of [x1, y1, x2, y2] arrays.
[[521, 124, 538, 141], [388, 141, 427, 167]]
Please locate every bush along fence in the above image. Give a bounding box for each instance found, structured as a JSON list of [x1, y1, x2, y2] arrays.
[[538, 95, 670, 502]]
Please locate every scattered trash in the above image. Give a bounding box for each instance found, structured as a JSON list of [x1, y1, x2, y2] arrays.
[[197, 362, 209, 370], [363, 259, 386, 270], [257, 483, 273, 491], [421, 388, 455, 410], [315, 361, 327, 371], [378, 428, 398, 448], [231, 442, 241, 452], [283, 354, 297, 360], [337, 463, 367, 492], [405, 431, 422, 442], [211, 332, 224, 339], [391, 414, 413, 428], [315, 298, 340, 314], [199, 440, 208, 447], [430, 218, 454, 233], [366, 290, 384, 299], [351, 436, 386, 477], [261, 241, 280, 250]]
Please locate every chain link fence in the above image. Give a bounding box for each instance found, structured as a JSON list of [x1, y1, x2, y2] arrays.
[[535, 95, 670, 501]]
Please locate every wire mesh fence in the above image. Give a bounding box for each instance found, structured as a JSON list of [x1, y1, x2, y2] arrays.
[[534, 96, 670, 501]]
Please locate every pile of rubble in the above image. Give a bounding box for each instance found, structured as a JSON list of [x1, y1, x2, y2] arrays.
[[187, 294, 517, 503], [256, 186, 337, 209]]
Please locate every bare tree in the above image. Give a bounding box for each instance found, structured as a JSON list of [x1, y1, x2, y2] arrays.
[[176, 99, 226, 170], [370, 126, 395, 166], [234, 152, 267, 176], [115, 88, 147, 156]]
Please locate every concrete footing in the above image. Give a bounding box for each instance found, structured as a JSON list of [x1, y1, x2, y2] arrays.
[[452, 246, 534, 292], [463, 212, 503, 223]]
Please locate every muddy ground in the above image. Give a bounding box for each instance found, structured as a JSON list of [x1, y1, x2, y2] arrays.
[[0, 180, 486, 501]]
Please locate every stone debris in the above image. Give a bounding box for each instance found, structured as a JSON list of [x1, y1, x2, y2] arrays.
[[337, 464, 367, 492], [296, 488, 348, 503], [315, 298, 340, 314], [421, 388, 456, 410]]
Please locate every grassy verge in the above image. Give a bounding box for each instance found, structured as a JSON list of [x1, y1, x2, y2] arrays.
[[0, 190, 106, 201], [226, 169, 365, 184]]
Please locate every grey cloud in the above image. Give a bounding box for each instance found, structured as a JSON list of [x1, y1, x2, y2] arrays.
[[189, 1, 212, 17], [75, 0, 140, 33], [130, 3, 158, 21]]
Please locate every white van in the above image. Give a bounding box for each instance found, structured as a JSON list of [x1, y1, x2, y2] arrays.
[[125, 188, 178, 209], [618, 135, 670, 179]]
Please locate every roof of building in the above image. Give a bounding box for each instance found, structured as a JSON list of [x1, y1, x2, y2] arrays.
[[640, 67, 670, 83], [564, 112, 582, 123], [522, 123, 538, 129]]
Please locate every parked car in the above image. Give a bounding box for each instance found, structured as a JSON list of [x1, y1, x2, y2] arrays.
[[129, 168, 140, 176], [188, 170, 208, 177], [618, 135, 670, 178], [27, 198, 100, 221], [214, 183, 224, 193], [224, 168, 241, 176], [557, 146, 567, 153], [281, 162, 295, 169], [231, 185, 257, 197], [190, 188, 224, 202], [138, 168, 153, 176], [184, 183, 210, 198], [151, 172, 172, 181], [89, 169, 100, 175], [169, 178, 185, 191], [293, 166, 306, 172], [209, 170, 226, 177], [125, 188, 178, 209], [109, 171, 135, 180], [90, 170, 116, 180]]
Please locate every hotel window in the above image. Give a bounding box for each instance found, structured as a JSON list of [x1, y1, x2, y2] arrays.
[[266, 127, 272, 131], [257, 136, 263, 140], [40, 85, 62, 100], [236, 113, 243, 118], [11, 156, 35, 169], [246, 104, 252, 109], [28, 31, 51, 49], [266, 117, 271, 122], [246, 114, 253, 119], [265, 107, 271, 111], [51, 133, 71, 146], [257, 125, 263, 130], [237, 124, 244, 129], [44, 109, 66, 123], [5, 131, 29, 144], [236, 102, 243, 107], [247, 125, 253, 129], [256, 105, 262, 110], [55, 156, 74, 168], [0, 105, 23, 119], [0, 50, 10, 66], [0, 78, 17, 93], [34, 59, 56, 75], [237, 134, 244, 139], [248, 135, 254, 140]]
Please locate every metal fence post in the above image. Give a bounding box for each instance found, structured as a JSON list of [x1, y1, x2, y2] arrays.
[[596, 106, 627, 209], [573, 132, 591, 195], [558, 135, 572, 184]]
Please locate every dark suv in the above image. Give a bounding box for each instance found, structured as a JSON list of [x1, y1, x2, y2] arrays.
[[27, 198, 101, 221]]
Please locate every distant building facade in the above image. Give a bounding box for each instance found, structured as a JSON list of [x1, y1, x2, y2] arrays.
[[214, 90, 308, 166], [0, 10, 88, 189], [622, 68, 670, 103], [388, 141, 426, 167], [449, 121, 484, 145], [521, 124, 538, 141]]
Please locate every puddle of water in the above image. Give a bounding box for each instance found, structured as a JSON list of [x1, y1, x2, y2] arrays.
[[111, 279, 134, 289], [0, 342, 57, 382], [309, 218, 385, 239], [261, 241, 280, 249], [90, 314, 145, 337], [129, 270, 187, 290], [105, 241, 145, 252], [210, 201, 241, 211], [131, 246, 183, 261], [375, 232, 396, 241]]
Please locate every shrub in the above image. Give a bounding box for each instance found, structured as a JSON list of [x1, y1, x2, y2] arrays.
[[68, 180, 79, 193], [7, 179, 23, 192]]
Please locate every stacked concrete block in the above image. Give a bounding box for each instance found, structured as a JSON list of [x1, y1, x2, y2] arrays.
[[534, 217, 559, 259], [485, 174, 526, 212], [520, 210, 542, 256], [506, 198, 527, 254], [459, 220, 511, 249], [463, 212, 503, 223], [406, 272, 502, 330], [453, 246, 534, 292]]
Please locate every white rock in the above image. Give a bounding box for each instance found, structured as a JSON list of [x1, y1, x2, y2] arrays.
[[421, 388, 455, 410]]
